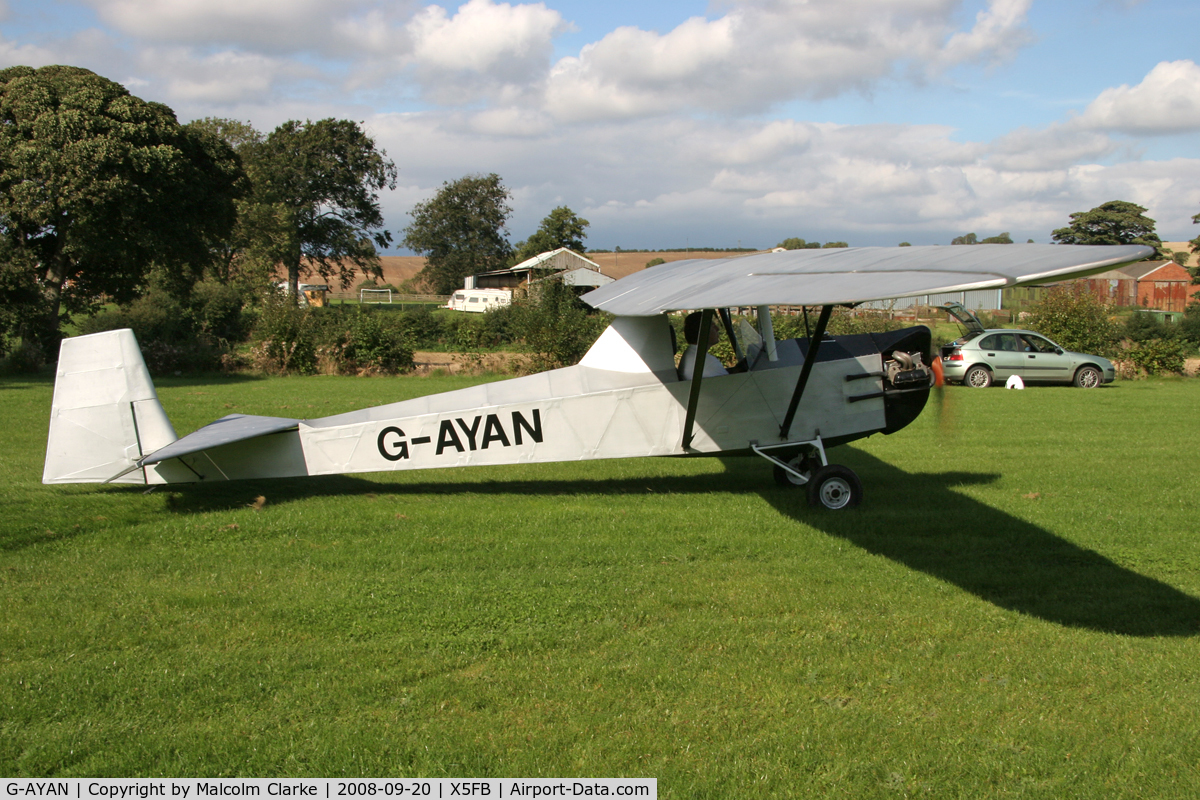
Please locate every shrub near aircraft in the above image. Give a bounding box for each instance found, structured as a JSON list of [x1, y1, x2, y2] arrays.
[[44, 244, 1152, 509]]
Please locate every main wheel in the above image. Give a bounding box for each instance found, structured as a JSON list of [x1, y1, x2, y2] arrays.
[[806, 465, 863, 510], [773, 455, 820, 488], [1074, 365, 1102, 388], [964, 365, 993, 388]]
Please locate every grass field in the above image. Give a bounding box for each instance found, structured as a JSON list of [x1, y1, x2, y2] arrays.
[[2, 371, 1199, 796]]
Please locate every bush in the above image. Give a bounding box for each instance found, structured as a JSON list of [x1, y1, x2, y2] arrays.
[[76, 289, 225, 373], [252, 304, 415, 376], [0, 341, 45, 374], [1122, 311, 1180, 345], [314, 308, 415, 375], [1025, 287, 1119, 357], [191, 280, 250, 343], [250, 296, 319, 375], [771, 308, 905, 340], [511, 279, 610, 370], [1178, 305, 1200, 348], [1121, 338, 1187, 376]]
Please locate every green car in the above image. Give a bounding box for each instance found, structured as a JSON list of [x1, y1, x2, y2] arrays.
[[939, 303, 1115, 388]]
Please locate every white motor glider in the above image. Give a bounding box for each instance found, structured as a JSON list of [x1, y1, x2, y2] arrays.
[[43, 244, 1152, 509]]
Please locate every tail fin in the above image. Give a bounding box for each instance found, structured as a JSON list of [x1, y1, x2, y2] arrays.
[[43, 329, 178, 485]]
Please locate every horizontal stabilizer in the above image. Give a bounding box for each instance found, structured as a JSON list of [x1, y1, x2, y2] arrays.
[[139, 414, 301, 466]]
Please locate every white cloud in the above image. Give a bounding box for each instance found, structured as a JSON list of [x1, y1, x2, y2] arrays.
[[0, 28, 134, 77], [467, 107, 554, 137], [0, 35, 60, 67], [987, 124, 1117, 171], [543, 0, 1034, 122], [940, 0, 1034, 67], [5, 0, 1198, 248], [82, 0, 384, 53], [144, 48, 317, 104], [364, 106, 1200, 249], [1077, 60, 1200, 135], [408, 0, 565, 74], [404, 0, 569, 104]]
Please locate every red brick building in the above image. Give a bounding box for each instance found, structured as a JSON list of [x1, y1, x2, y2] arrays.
[[1065, 260, 1195, 312]]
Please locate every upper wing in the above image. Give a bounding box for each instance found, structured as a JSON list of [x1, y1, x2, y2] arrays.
[[580, 244, 1154, 316]]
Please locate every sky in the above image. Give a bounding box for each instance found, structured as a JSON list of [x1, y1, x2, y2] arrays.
[[3, 0, 1199, 252]]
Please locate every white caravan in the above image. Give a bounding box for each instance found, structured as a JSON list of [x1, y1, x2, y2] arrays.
[[446, 289, 512, 313]]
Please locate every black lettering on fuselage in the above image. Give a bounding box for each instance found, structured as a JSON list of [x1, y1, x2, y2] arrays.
[[377, 427, 409, 461], [383, 411, 543, 460], [436, 420, 465, 454], [512, 409, 542, 445], [456, 416, 482, 450], [481, 414, 509, 449]]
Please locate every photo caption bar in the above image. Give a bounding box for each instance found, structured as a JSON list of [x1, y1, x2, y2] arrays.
[[4, 779, 655, 800]]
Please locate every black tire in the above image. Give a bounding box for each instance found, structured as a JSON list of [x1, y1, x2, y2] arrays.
[[806, 465, 863, 510], [1074, 365, 1102, 388], [773, 455, 820, 488], [964, 365, 993, 388]]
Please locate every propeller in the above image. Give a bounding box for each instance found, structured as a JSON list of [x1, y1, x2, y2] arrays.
[[926, 341, 955, 433]]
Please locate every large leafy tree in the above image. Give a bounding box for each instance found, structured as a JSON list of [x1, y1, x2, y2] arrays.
[[0, 65, 244, 350], [249, 119, 398, 297], [511, 205, 590, 264], [1051, 200, 1163, 254], [404, 173, 513, 295]]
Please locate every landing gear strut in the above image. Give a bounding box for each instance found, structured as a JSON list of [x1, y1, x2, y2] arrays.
[[752, 438, 863, 510]]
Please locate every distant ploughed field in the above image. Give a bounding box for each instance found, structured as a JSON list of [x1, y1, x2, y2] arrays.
[[365, 250, 746, 291]]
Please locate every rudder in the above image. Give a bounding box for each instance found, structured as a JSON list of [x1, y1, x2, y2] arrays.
[[43, 329, 178, 484]]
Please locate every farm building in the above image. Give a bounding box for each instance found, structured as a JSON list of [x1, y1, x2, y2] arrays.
[[1048, 260, 1194, 312], [468, 248, 613, 291], [859, 288, 1003, 313]]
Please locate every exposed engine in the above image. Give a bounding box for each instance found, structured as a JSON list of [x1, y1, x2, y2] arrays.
[[884, 350, 934, 389]]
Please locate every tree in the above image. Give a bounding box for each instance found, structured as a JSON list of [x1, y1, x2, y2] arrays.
[[1051, 201, 1163, 255], [777, 237, 820, 250], [1190, 209, 1200, 280], [1025, 286, 1119, 358], [952, 232, 1012, 245], [250, 119, 398, 297], [0, 65, 244, 352], [404, 173, 513, 295], [511, 277, 610, 370], [511, 206, 590, 264]]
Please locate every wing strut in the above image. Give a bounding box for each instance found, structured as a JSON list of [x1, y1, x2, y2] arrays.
[[718, 308, 744, 364], [681, 308, 716, 450], [779, 304, 833, 440]]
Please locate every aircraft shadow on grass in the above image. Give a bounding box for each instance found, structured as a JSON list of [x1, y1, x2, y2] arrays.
[[116, 449, 1200, 638]]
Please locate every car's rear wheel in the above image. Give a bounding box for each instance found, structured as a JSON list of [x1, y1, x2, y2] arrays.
[[1074, 365, 1102, 388], [964, 365, 993, 388]]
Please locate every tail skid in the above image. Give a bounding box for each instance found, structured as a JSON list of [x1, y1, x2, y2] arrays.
[[43, 329, 178, 485]]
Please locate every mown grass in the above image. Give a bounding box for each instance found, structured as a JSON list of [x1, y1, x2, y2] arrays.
[[2, 371, 1199, 797]]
